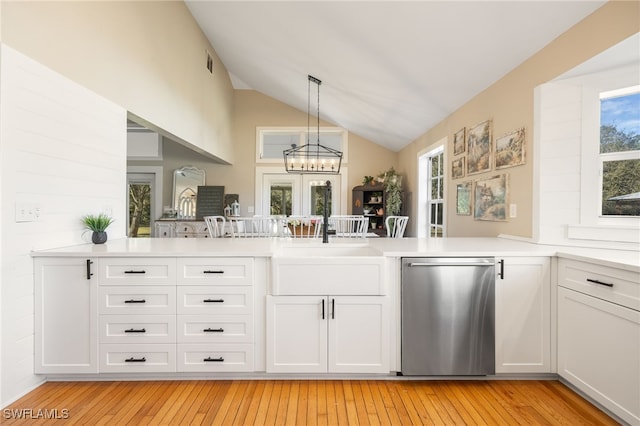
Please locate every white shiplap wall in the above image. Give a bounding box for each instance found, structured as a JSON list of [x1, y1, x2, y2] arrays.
[[533, 82, 583, 244], [0, 45, 126, 406]]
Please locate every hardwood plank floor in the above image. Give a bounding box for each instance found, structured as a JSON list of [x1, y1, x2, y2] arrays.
[[2, 380, 617, 425]]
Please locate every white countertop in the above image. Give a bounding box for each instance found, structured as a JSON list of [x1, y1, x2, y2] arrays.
[[32, 237, 640, 272]]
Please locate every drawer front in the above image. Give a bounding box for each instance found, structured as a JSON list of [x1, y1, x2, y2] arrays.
[[177, 258, 253, 285], [99, 286, 176, 315], [99, 315, 176, 344], [177, 344, 253, 372], [99, 258, 176, 285], [99, 344, 176, 373], [558, 259, 640, 311], [177, 315, 253, 343], [177, 286, 253, 315]]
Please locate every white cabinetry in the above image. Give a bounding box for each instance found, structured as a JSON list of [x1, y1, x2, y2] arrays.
[[176, 258, 255, 372], [155, 221, 212, 238], [35, 257, 98, 374], [266, 295, 389, 373], [98, 258, 177, 373], [495, 257, 551, 373], [558, 258, 640, 425]]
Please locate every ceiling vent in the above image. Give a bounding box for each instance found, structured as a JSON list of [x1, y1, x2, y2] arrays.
[[206, 51, 213, 74]]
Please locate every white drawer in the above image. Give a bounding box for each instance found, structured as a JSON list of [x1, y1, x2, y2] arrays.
[[99, 344, 176, 373], [177, 286, 253, 315], [177, 315, 253, 343], [99, 286, 176, 315], [174, 233, 210, 238], [175, 222, 209, 234], [177, 258, 253, 285], [99, 315, 176, 344], [177, 344, 253, 372], [558, 258, 640, 311], [99, 258, 176, 285]]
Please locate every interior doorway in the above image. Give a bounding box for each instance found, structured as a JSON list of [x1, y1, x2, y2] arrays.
[[126, 166, 163, 237]]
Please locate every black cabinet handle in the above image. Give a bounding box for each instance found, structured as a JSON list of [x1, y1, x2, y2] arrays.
[[587, 278, 614, 288], [204, 357, 224, 362], [86, 259, 94, 280], [322, 299, 325, 320], [125, 357, 146, 363], [203, 328, 224, 333], [203, 299, 224, 303], [124, 328, 146, 333], [332, 298, 335, 319], [498, 259, 505, 280], [124, 270, 146, 274], [124, 299, 146, 304], [203, 270, 224, 274]]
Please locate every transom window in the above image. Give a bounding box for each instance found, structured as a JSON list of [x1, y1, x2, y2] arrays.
[[257, 127, 347, 163]]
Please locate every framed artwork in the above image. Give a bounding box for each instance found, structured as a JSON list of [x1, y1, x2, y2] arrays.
[[474, 174, 508, 221], [456, 181, 472, 215], [453, 127, 466, 155], [467, 120, 492, 175], [495, 127, 526, 169], [452, 157, 465, 179]]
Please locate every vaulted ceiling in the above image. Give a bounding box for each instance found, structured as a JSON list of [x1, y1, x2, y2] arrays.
[[186, 1, 606, 151]]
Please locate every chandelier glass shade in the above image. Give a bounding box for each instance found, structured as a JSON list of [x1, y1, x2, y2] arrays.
[[284, 75, 343, 174]]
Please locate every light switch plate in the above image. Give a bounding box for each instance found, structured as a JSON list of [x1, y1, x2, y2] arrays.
[[509, 203, 517, 218]]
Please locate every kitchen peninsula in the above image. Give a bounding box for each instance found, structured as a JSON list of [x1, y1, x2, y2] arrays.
[[32, 237, 640, 424]]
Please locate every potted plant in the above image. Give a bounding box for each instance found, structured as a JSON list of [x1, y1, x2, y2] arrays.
[[82, 213, 114, 244], [377, 167, 403, 217]]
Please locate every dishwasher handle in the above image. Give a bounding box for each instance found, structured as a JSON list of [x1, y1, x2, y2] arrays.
[[406, 260, 495, 267]]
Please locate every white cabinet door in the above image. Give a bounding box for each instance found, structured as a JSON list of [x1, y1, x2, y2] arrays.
[[266, 296, 327, 373], [558, 287, 640, 425], [495, 257, 551, 373], [35, 257, 98, 374], [266, 295, 390, 374], [328, 296, 389, 373]]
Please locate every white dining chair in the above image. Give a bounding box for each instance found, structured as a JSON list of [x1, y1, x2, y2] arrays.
[[385, 216, 409, 238], [228, 217, 276, 238], [328, 215, 369, 238], [285, 215, 322, 238], [203, 215, 226, 238]]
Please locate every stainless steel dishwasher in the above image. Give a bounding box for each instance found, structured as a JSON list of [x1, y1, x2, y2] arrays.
[[401, 257, 495, 376]]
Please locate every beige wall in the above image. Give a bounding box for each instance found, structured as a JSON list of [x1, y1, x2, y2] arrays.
[[1, 1, 235, 163], [130, 90, 398, 216], [398, 1, 640, 238]]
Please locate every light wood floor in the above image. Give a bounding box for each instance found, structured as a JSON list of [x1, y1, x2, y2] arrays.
[[3, 380, 617, 425]]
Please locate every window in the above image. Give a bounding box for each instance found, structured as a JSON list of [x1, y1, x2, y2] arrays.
[[599, 88, 640, 217], [418, 143, 445, 238], [257, 127, 348, 163], [270, 184, 292, 216]]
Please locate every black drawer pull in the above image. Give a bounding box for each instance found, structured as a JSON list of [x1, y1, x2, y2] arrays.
[[124, 328, 146, 333], [125, 357, 146, 363], [203, 270, 225, 274], [587, 278, 614, 288], [203, 328, 224, 333], [124, 270, 146, 274], [203, 299, 224, 303], [124, 299, 146, 304], [204, 357, 224, 362], [86, 259, 94, 280]]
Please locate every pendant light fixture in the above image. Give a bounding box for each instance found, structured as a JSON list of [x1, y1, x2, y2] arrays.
[[284, 75, 343, 174]]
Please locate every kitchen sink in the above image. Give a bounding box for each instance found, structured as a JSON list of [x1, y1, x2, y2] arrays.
[[274, 243, 383, 258], [271, 242, 386, 295]]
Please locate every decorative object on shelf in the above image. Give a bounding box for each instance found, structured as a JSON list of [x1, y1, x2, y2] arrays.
[[452, 157, 465, 179], [456, 181, 472, 215], [474, 174, 508, 221], [495, 127, 526, 169], [173, 166, 205, 214], [195, 185, 225, 219], [453, 127, 466, 156], [82, 213, 114, 244], [362, 175, 375, 185], [467, 120, 492, 175], [283, 75, 343, 174], [231, 199, 241, 217], [377, 167, 403, 217]]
